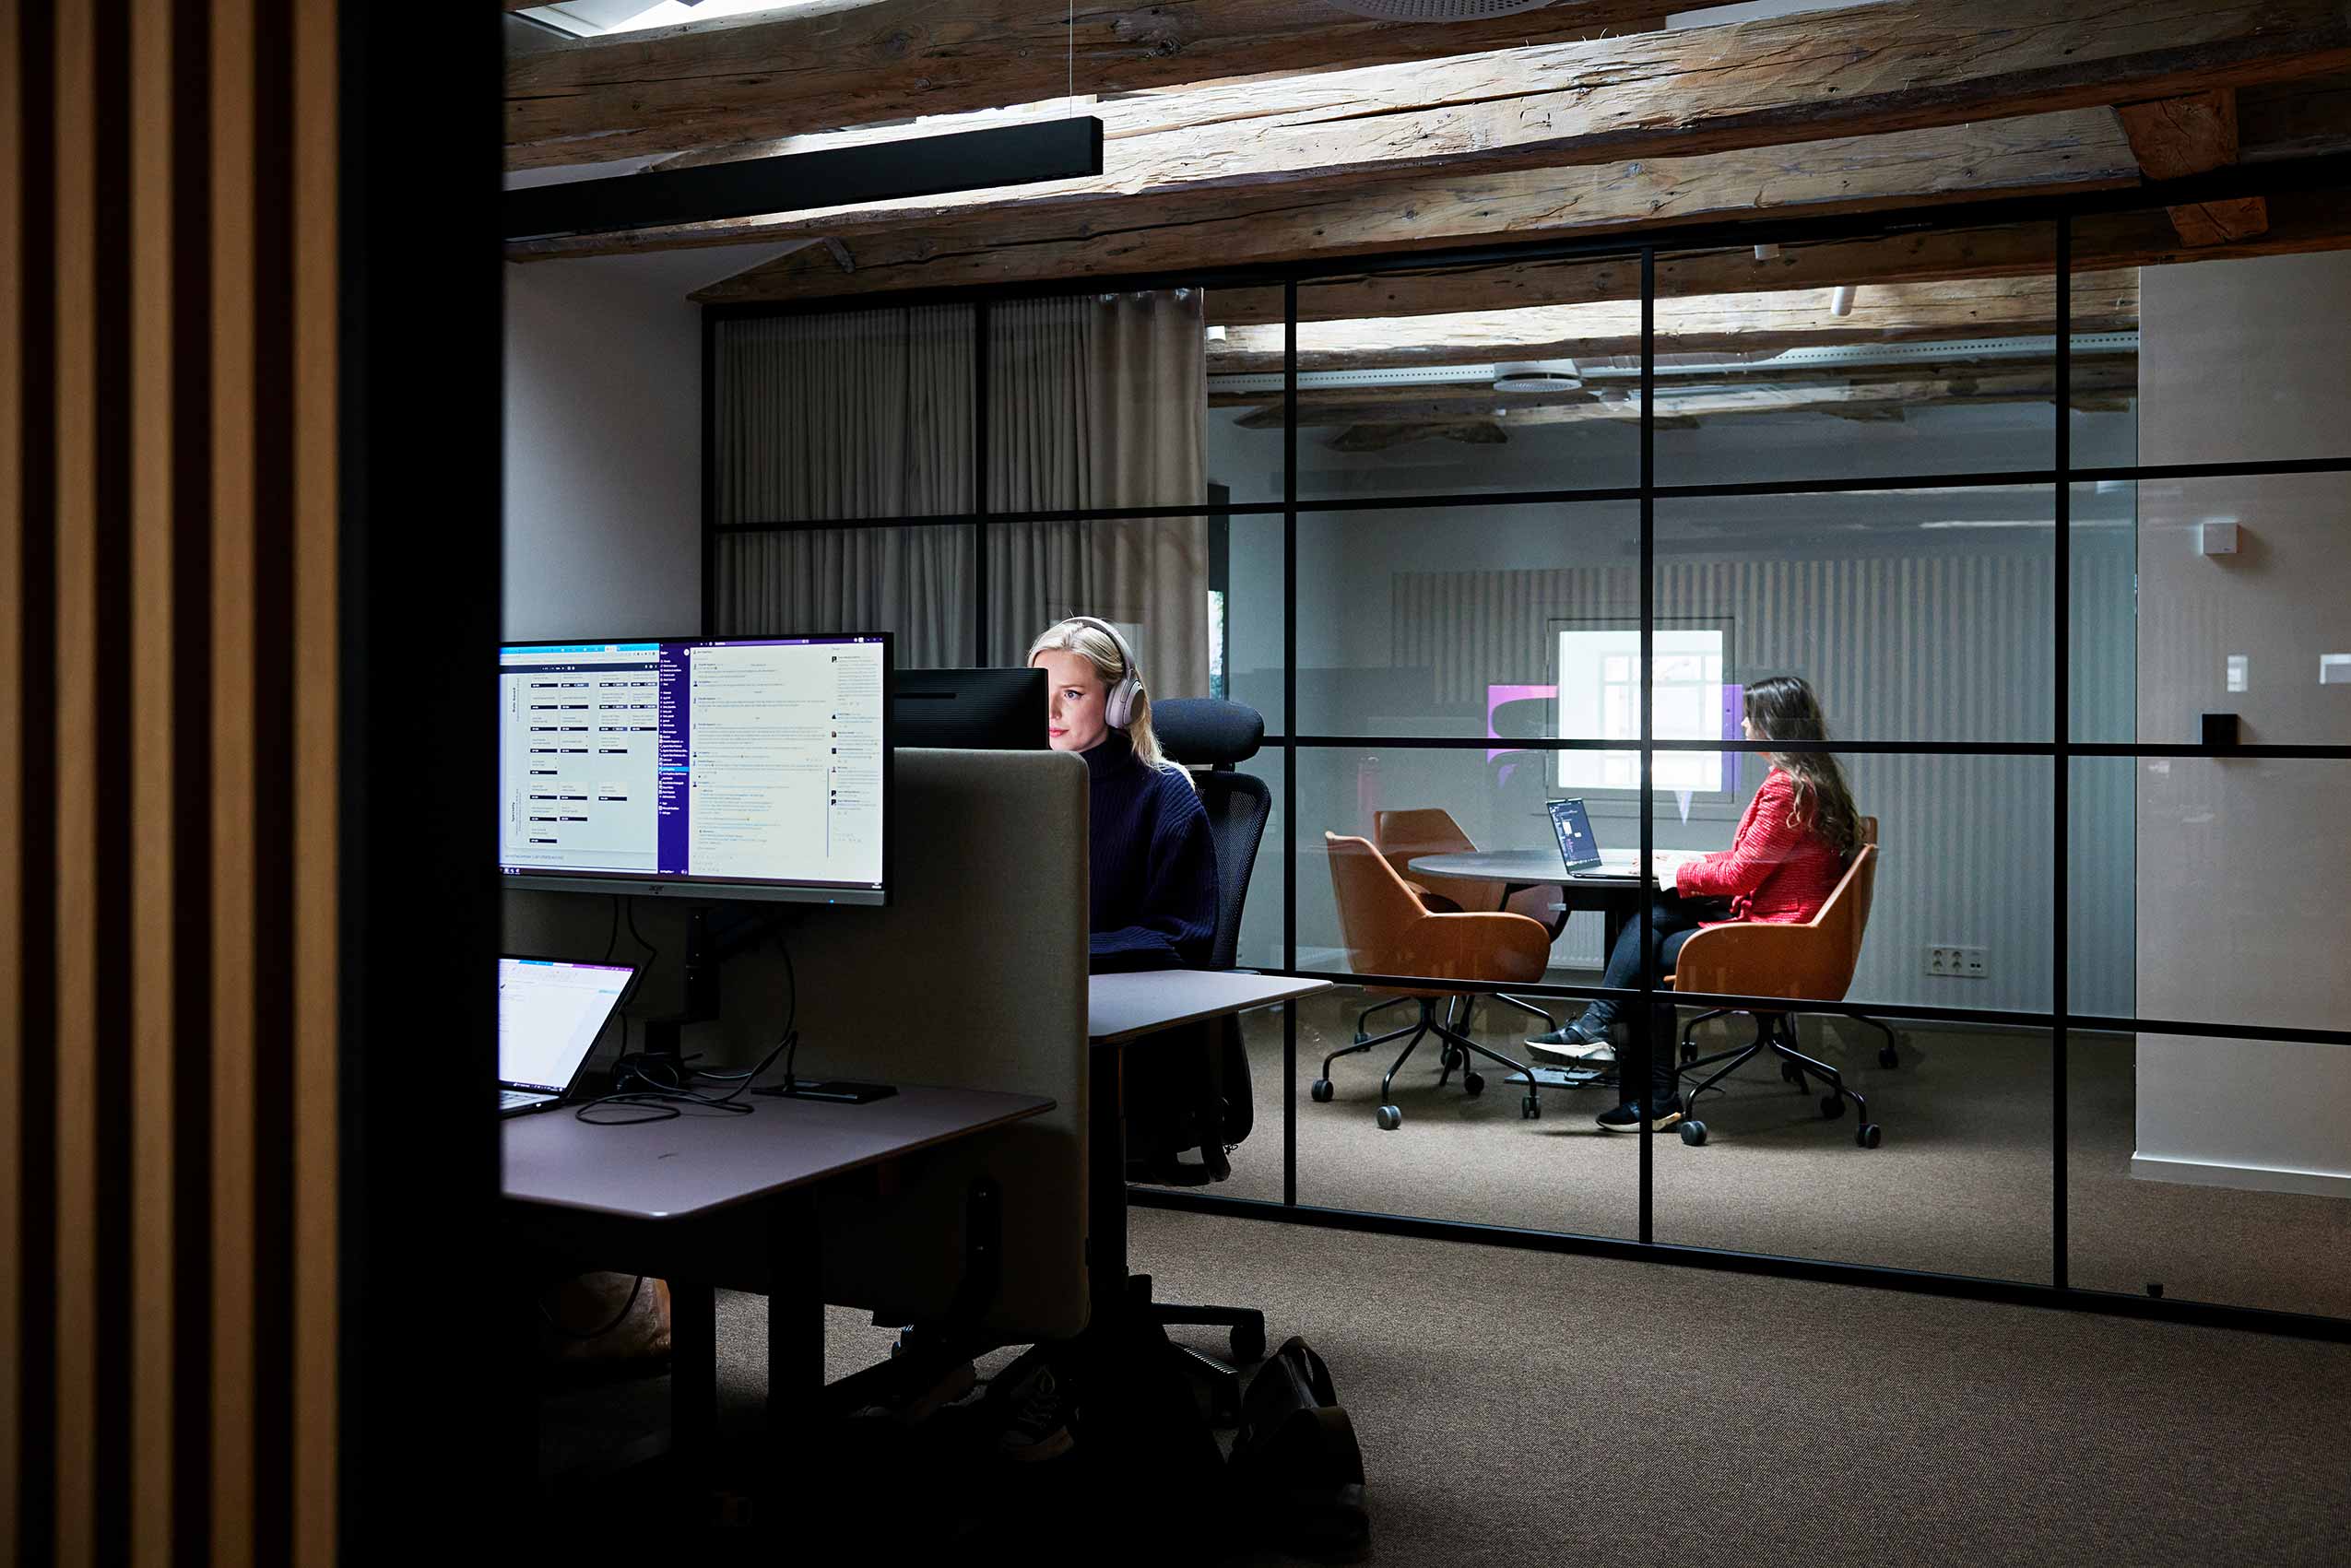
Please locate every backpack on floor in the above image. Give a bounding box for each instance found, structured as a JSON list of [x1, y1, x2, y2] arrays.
[[1227, 1336, 1368, 1558]]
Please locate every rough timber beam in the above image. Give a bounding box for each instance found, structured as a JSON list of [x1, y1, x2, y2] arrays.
[[1202, 272, 2143, 376], [684, 111, 2137, 300], [2116, 89, 2271, 242], [503, 0, 1672, 171], [1199, 189, 2351, 328], [516, 0, 2351, 262]]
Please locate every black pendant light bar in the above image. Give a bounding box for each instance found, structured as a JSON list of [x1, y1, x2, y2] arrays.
[[503, 117, 1105, 242]]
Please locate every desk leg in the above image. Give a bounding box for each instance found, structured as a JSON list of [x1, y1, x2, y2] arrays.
[[767, 1197, 821, 1452], [1087, 1042, 1129, 1321], [670, 1279, 718, 1470]]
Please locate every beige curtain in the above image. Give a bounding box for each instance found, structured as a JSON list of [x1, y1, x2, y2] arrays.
[[708, 292, 1209, 689], [986, 290, 1211, 698], [710, 306, 975, 660]]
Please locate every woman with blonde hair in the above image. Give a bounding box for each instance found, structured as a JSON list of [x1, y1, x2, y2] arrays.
[[1028, 617, 1218, 973]]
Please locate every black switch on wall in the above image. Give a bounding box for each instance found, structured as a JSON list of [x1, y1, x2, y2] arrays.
[[2201, 712, 2239, 748]]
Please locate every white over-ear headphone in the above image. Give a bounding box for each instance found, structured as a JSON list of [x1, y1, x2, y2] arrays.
[[1067, 616, 1143, 730]]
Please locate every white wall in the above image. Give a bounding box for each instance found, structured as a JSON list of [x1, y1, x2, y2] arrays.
[[502, 246, 788, 640], [2134, 251, 2351, 1197], [501, 243, 789, 981]]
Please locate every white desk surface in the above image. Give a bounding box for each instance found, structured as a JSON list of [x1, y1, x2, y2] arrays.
[[1088, 970, 1332, 1044]]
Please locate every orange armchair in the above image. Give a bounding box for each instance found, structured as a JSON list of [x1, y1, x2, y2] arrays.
[[1316, 832, 1553, 1129], [1667, 826, 1885, 1149], [1371, 808, 1571, 1042]]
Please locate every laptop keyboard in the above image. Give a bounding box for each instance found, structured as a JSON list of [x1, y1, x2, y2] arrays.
[[499, 1089, 541, 1107]]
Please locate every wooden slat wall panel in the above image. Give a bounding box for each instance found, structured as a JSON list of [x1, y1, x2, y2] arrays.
[[0, 0, 25, 1549], [53, 5, 102, 1561], [129, 0, 177, 1559], [291, 1, 339, 1558], [8, 3, 338, 1562], [208, 0, 258, 1551]]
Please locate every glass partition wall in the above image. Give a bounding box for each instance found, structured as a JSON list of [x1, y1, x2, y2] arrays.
[[703, 179, 2351, 1338]]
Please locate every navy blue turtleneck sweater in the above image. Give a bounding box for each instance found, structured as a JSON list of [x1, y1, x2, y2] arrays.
[[1082, 731, 1220, 973]]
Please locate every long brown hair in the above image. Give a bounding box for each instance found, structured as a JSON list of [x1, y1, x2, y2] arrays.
[[1745, 675, 1861, 857]]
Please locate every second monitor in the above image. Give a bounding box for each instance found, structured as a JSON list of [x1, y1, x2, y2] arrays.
[[893, 666, 1046, 750]]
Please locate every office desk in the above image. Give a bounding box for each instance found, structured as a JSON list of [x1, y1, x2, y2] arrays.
[[1088, 971, 1331, 1306], [1409, 848, 1702, 956], [502, 1085, 1052, 1474]]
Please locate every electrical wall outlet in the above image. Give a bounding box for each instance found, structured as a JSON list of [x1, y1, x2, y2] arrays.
[[1924, 945, 1989, 978]]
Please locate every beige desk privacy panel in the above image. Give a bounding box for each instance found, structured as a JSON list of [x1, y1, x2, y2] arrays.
[[711, 748, 1092, 1339]]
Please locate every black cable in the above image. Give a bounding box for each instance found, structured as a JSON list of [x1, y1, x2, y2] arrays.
[[683, 917, 799, 1082], [573, 915, 800, 1121], [536, 1274, 646, 1341]]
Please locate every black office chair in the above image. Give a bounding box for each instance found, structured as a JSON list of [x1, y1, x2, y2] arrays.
[[1126, 697, 1274, 1415]]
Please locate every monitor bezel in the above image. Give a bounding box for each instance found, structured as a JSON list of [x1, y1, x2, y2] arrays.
[[495, 631, 894, 907]]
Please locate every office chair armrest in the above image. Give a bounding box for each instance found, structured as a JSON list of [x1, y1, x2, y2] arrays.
[[1396, 910, 1552, 984], [1402, 880, 1466, 914], [1672, 921, 1849, 1002]]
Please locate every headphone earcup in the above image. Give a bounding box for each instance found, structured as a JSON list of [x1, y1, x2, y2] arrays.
[[1105, 676, 1137, 730]]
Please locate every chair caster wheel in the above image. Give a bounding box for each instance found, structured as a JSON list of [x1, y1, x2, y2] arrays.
[[1820, 1092, 1846, 1120], [1376, 1104, 1402, 1130], [1309, 1078, 1334, 1103], [1439, 1045, 1464, 1073], [1231, 1322, 1267, 1363], [1462, 1070, 1485, 1097], [1680, 1042, 1697, 1065], [1680, 1120, 1707, 1147], [1780, 1061, 1802, 1085], [1878, 1044, 1900, 1069], [1521, 1094, 1541, 1120], [1857, 1123, 1882, 1149]]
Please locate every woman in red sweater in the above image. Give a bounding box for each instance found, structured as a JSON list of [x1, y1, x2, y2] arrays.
[[1528, 675, 1861, 1131]]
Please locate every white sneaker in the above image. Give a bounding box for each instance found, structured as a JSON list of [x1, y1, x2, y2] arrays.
[[1524, 1026, 1616, 1065]]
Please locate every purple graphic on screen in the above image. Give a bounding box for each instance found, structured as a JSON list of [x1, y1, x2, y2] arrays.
[[656, 643, 691, 873], [1485, 683, 1556, 762]]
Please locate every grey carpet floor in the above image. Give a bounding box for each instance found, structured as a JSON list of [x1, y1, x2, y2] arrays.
[[545, 1209, 2351, 1567], [539, 991, 2351, 1562], [1228, 994, 2351, 1320]]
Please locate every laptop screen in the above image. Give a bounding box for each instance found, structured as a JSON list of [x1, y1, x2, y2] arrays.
[[1548, 797, 1602, 872], [499, 957, 632, 1093]]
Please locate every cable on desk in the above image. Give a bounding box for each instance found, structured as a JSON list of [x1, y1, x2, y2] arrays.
[[572, 914, 799, 1124]]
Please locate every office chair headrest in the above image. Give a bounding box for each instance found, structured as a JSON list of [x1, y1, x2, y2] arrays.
[[1152, 699, 1263, 766]]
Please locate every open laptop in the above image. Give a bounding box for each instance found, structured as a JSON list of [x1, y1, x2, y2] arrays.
[[1547, 797, 1709, 883], [498, 955, 632, 1116]]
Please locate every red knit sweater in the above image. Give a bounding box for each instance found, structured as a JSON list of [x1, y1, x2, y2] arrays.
[[1674, 767, 1845, 925]]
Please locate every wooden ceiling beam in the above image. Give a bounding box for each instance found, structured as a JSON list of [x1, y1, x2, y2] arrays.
[[504, 0, 1672, 171], [2116, 88, 2270, 243], [683, 109, 2138, 297], [521, 0, 2351, 262], [1204, 273, 2143, 375], [1230, 188, 2351, 328], [1225, 358, 2141, 427]]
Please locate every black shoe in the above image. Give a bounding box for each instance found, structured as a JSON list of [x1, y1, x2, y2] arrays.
[[1596, 1098, 1684, 1132]]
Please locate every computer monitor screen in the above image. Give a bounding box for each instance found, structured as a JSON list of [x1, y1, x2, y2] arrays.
[[892, 667, 1046, 750], [498, 632, 892, 904]]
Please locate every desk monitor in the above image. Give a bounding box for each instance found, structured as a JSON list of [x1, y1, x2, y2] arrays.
[[498, 632, 892, 905], [892, 666, 1046, 750]]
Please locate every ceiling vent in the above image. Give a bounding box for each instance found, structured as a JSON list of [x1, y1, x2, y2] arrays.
[[1493, 360, 1582, 394]]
